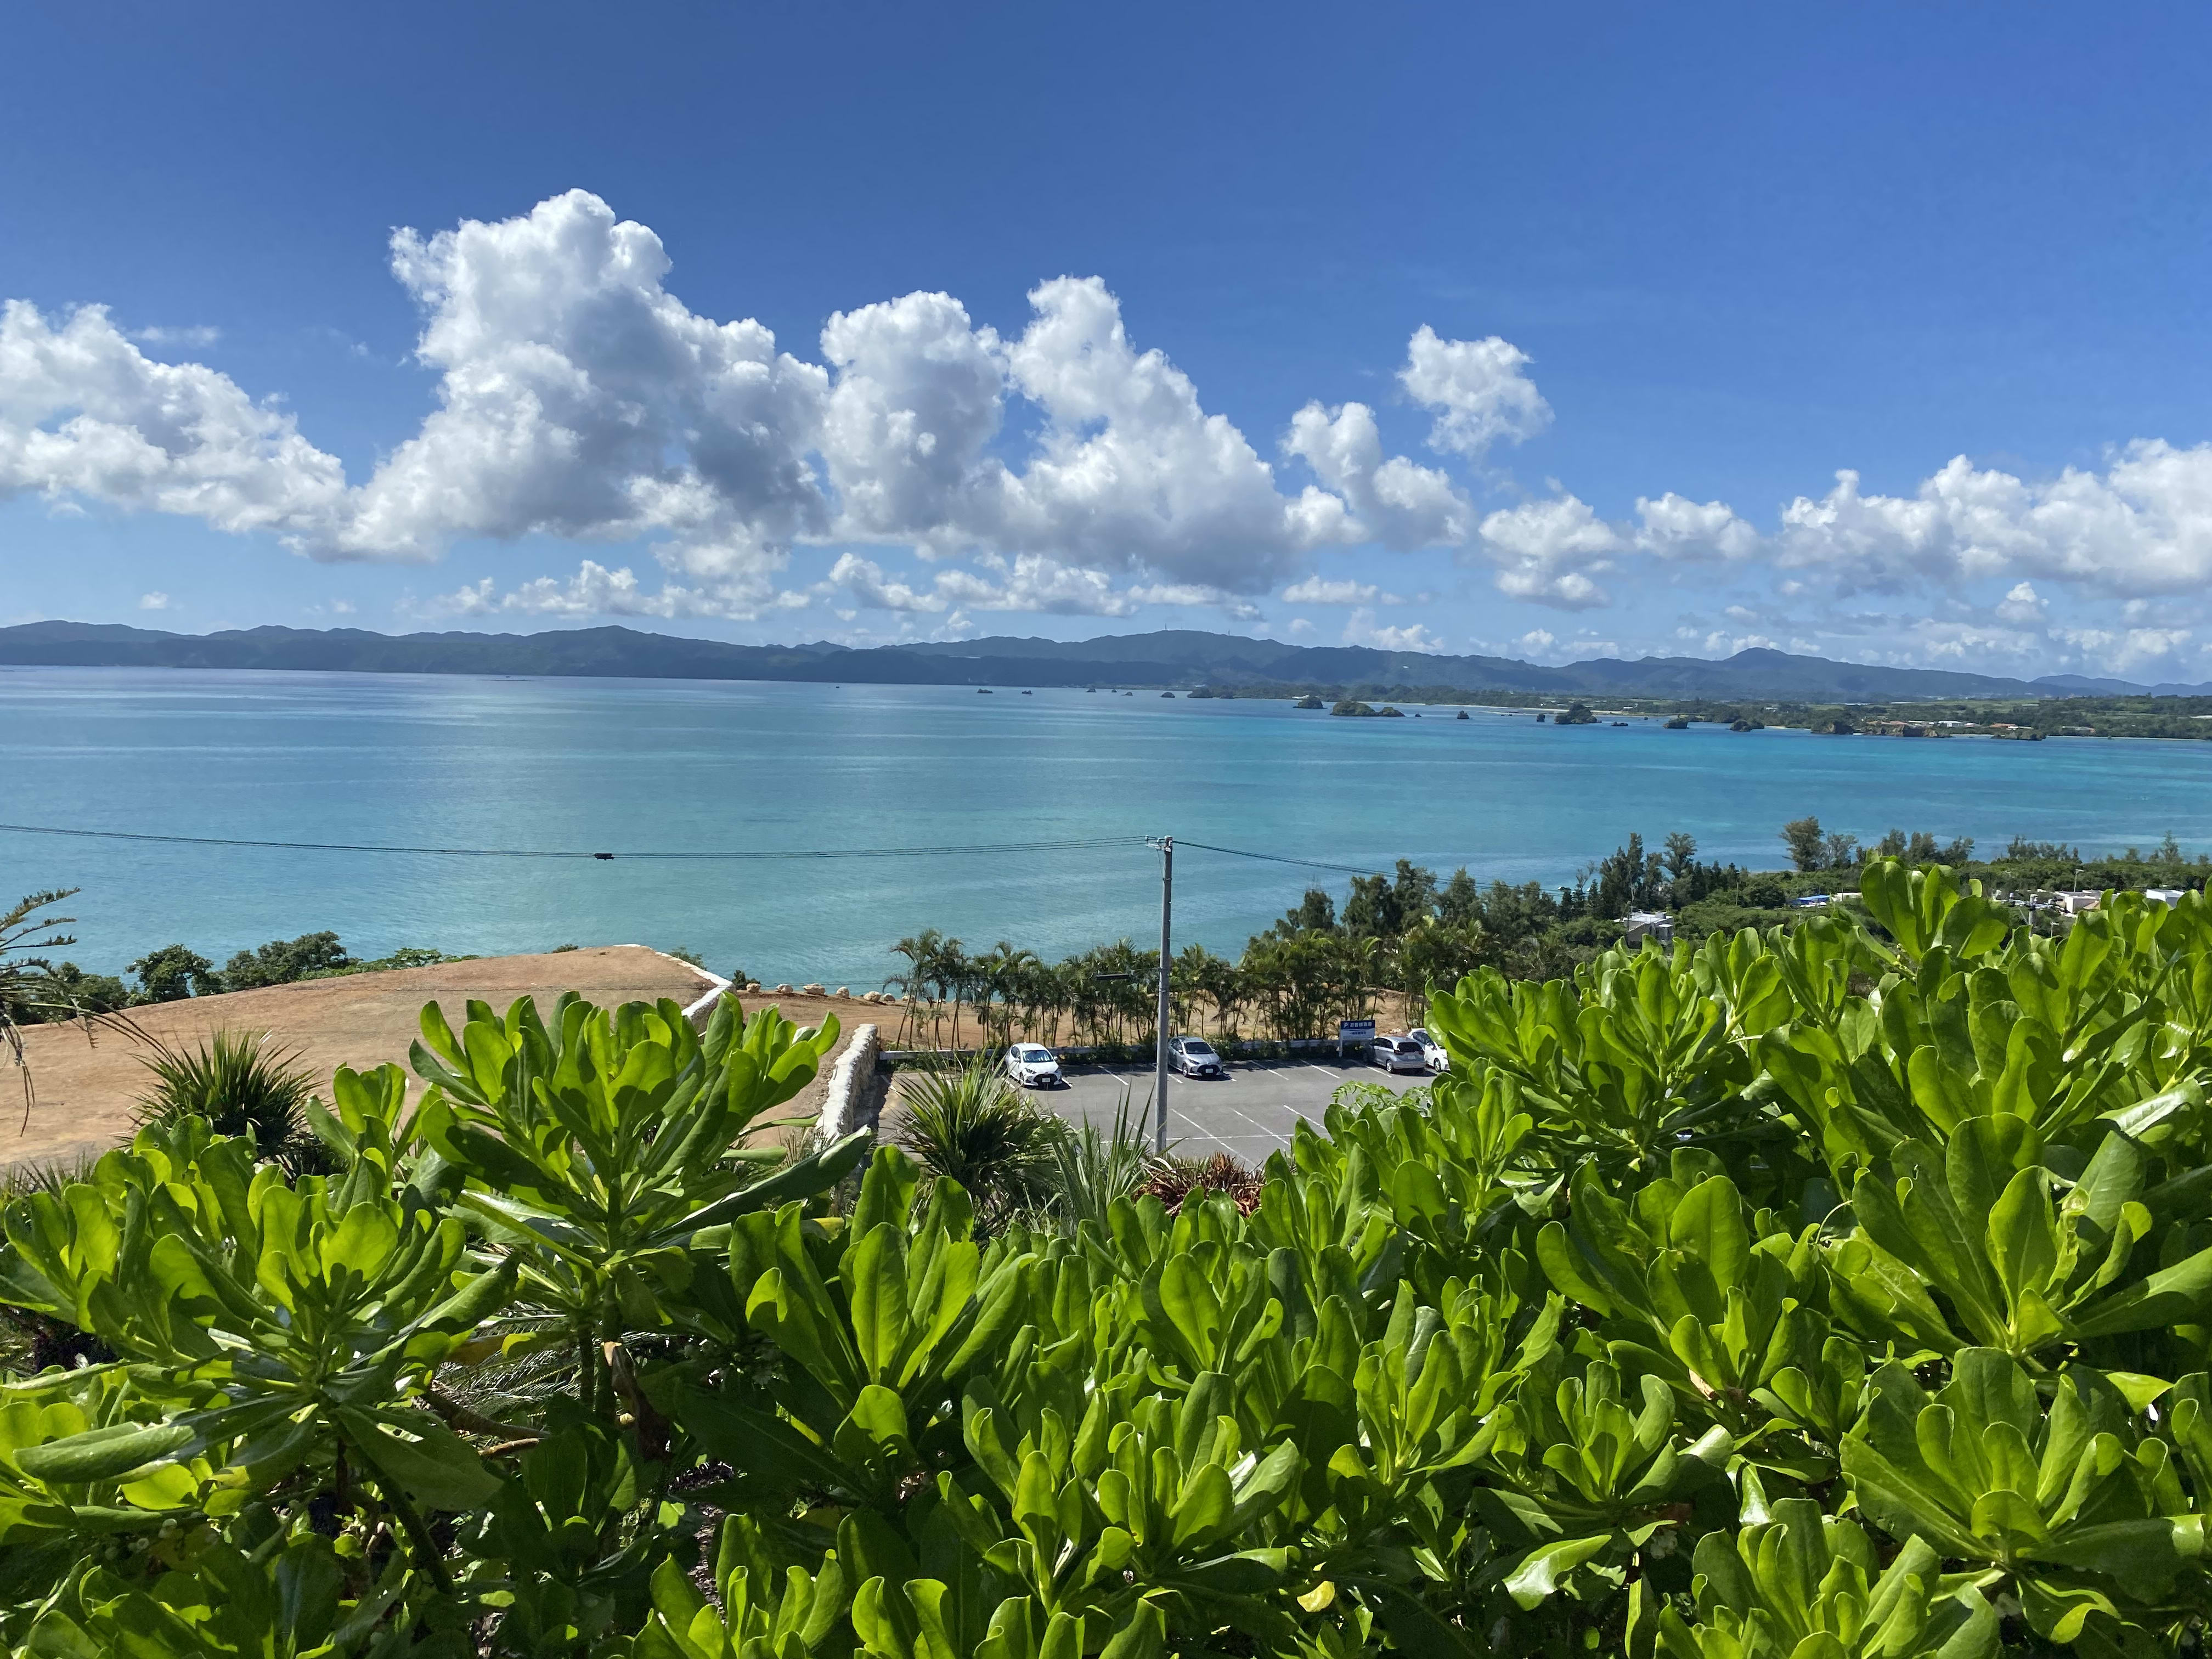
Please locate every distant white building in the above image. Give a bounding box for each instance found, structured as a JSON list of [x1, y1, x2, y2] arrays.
[[2146, 888, 2187, 905], [1791, 894, 1832, 909], [1624, 910, 1674, 946]]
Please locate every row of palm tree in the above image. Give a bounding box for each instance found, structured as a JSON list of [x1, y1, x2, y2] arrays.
[[883, 918, 1493, 1050]]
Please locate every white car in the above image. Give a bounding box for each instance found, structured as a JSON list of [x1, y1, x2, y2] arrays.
[[1371, 1034, 1428, 1074], [1408, 1027, 1448, 1072], [1003, 1043, 1063, 1088]]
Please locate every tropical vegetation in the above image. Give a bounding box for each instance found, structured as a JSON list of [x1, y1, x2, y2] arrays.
[[0, 859, 2210, 1655], [875, 822, 2209, 1054]]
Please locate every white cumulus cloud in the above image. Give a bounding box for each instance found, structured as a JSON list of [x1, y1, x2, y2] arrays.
[[2051, 625, 2197, 676], [0, 194, 1573, 623], [1343, 608, 1443, 651], [1283, 400, 1469, 548], [1475, 494, 1621, 610], [1996, 580, 2046, 625], [0, 301, 349, 541], [1280, 575, 1380, 605], [1399, 325, 1551, 459], [1635, 493, 1760, 560], [1777, 444, 2212, 599]]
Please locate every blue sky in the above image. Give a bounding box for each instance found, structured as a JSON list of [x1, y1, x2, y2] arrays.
[[5, 2, 2210, 679]]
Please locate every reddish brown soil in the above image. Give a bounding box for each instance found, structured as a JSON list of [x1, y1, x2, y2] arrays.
[[4, 947, 887, 1173]]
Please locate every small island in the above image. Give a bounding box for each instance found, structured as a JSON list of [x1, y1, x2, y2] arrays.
[[1329, 699, 1406, 718], [1554, 700, 1600, 725], [1293, 693, 1324, 709], [1664, 715, 1691, 730]]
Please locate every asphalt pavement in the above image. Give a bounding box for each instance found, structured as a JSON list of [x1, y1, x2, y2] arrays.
[[1030, 1056, 1433, 1164]]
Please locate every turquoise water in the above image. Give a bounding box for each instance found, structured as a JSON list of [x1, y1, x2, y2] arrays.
[[3, 666, 2210, 989]]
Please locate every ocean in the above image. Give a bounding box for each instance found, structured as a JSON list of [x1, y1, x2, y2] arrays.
[[3, 666, 2208, 989]]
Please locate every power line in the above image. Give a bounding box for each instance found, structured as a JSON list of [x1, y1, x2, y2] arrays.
[[0, 820, 1389, 876], [0, 822, 1150, 863], [1175, 839, 1382, 877]]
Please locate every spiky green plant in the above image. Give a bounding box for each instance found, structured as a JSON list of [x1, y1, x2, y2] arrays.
[[134, 1028, 321, 1165], [1037, 1093, 1153, 1231], [893, 1057, 1057, 1223]]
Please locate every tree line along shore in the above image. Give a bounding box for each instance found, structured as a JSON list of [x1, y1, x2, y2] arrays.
[[15, 819, 2204, 1058], [1187, 682, 2212, 740]]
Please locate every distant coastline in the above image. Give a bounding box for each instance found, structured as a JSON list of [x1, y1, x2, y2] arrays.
[[4, 619, 2207, 703]]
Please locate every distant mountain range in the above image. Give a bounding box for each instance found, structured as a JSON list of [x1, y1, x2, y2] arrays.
[[3, 620, 2207, 701]]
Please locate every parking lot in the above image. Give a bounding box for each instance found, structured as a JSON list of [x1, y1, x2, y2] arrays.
[[1036, 1056, 1432, 1165]]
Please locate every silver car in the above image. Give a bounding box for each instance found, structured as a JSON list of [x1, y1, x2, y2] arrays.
[[1167, 1036, 1226, 1078], [1003, 1043, 1063, 1088], [1371, 1034, 1428, 1074]]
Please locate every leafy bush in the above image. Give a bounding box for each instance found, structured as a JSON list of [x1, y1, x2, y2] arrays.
[[123, 941, 223, 1002], [5, 867, 2212, 1655], [218, 928, 351, 990]]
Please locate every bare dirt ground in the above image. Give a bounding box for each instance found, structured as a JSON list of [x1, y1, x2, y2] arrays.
[[3, 947, 887, 1173]]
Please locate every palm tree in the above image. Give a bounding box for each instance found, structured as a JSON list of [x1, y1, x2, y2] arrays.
[[885, 928, 945, 1048], [991, 945, 1046, 1046], [933, 937, 972, 1049]]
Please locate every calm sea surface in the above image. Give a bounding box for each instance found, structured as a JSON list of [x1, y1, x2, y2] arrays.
[[3, 667, 2210, 989]]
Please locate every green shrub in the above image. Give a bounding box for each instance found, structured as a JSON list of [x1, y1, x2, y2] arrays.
[[218, 929, 349, 990], [5, 867, 2212, 1655]]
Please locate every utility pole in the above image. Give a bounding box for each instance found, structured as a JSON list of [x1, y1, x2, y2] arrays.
[[1152, 836, 1172, 1154]]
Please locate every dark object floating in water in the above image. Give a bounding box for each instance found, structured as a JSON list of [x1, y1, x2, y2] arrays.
[[1456, 709, 1470, 720], [1161, 691, 1175, 698], [1022, 690, 1032, 695], [977, 687, 994, 694]]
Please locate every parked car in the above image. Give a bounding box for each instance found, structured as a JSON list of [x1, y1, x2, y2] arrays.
[[1167, 1036, 1226, 1078], [1408, 1027, 1448, 1072], [1003, 1043, 1063, 1088], [1372, 1034, 1428, 1074]]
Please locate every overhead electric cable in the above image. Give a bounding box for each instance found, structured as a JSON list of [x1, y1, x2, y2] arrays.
[[0, 822, 1150, 862], [1173, 839, 1382, 876], [0, 821, 1398, 876]]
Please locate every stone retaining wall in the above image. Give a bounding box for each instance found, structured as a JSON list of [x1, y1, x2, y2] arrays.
[[819, 1023, 884, 1140]]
